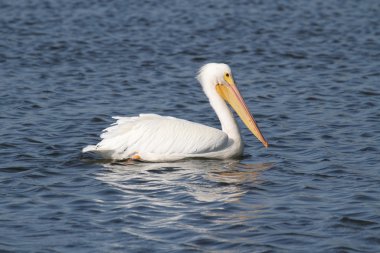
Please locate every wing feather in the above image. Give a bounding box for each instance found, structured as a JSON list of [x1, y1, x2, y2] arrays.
[[83, 114, 229, 160]]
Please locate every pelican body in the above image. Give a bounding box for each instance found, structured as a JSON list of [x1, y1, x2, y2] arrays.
[[83, 63, 268, 162]]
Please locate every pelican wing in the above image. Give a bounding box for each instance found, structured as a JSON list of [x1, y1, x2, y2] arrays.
[[83, 114, 229, 161]]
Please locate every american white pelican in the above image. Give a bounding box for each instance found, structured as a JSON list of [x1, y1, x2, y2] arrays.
[[83, 63, 268, 162]]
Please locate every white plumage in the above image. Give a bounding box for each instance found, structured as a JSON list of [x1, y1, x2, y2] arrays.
[[83, 63, 268, 162], [84, 114, 232, 161]]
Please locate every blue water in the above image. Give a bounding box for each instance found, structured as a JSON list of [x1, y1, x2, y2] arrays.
[[1, 0, 380, 252]]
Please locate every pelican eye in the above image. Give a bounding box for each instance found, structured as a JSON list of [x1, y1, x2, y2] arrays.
[[225, 73, 230, 77]]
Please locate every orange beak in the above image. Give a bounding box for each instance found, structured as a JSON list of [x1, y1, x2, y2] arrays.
[[216, 74, 269, 148]]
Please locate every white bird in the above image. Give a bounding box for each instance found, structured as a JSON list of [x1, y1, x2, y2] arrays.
[[83, 63, 268, 162]]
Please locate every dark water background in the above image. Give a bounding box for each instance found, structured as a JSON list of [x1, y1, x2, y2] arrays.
[[1, 0, 380, 252]]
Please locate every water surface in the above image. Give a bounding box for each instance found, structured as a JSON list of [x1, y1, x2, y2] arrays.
[[1, 0, 380, 252]]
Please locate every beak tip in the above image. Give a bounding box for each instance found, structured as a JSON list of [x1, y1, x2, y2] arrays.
[[264, 142, 269, 148]]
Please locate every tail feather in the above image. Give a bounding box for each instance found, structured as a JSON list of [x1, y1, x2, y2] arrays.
[[82, 145, 97, 153]]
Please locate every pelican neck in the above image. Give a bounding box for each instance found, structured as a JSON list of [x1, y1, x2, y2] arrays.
[[206, 87, 242, 142]]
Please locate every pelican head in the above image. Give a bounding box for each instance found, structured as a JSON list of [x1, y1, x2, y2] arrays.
[[197, 63, 269, 148]]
